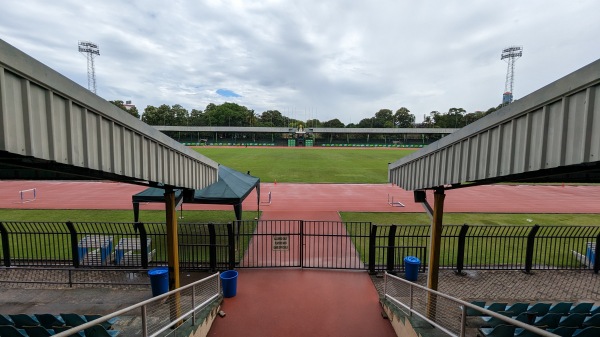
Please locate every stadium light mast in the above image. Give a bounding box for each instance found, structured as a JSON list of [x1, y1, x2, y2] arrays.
[[500, 45, 523, 105], [78, 41, 100, 94]]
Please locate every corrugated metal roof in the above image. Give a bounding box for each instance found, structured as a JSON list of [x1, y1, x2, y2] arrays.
[[389, 58, 600, 191], [0, 39, 218, 189]]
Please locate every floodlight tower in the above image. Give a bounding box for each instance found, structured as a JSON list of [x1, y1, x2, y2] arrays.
[[78, 41, 100, 94], [501, 45, 523, 105]]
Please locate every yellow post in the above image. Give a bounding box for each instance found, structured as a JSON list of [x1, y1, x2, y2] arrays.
[[426, 188, 445, 319], [165, 188, 181, 324]]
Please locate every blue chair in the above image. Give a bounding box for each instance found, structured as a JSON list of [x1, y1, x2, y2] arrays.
[[533, 313, 562, 328], [0, 315, 14, 326], [559, 313, 587, 328], [526, 303, 551, 317], [83, 325, 120, 337], [570, 303, 594, 314], [0, 325, 28, 337], [34, 314, 65, 329], [549, 302, 574, 315], [466, 301, 486, 316], [514, 327, 545, 337], [582, 313, 600, 327], [548, 326, 577, 337], [23, 325, 54, 337], [590, 306, 600, 316], [51, 325, 85, 337], [480, 311, 513, 327], [485, 303, 509, 313], [8, 314, 40, 328], [60, 313, 87, 327], [572, 326, 600, 337], [84, 314, 119, 330], [505, 303, 529, 316], [477, 324, 516, 337]]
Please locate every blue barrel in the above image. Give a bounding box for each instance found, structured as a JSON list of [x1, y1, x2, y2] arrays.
[[220, 270, 238, 298], [404, 256, 420, 281], [148, 267, 169, 297]]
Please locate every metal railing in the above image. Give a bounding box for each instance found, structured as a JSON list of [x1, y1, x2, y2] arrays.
[[0, 221, 598, 274], [383, 272, 558, 337], [53, 272, 221, 337]]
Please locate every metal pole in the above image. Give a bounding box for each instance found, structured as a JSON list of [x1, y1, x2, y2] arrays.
[[165, 188, 181, 325], [426, 187, 445, 319]]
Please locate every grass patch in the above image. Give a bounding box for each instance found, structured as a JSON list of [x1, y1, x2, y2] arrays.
[[192, 147, 414, 183], [0, 209, 258, 222], [340, 212, 600, 225]]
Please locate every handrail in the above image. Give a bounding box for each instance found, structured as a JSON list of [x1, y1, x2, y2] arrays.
[[52, 272, 220, 337], [384, 272, 559, 337]]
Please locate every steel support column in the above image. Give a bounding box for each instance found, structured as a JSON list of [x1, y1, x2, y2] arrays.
[[427, 188, 445, 319]]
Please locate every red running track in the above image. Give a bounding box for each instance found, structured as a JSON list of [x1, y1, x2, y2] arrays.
[[1, 181, 599, 213]]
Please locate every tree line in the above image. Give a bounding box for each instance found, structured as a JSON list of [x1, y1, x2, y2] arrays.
[[110, 100, 503, 129]]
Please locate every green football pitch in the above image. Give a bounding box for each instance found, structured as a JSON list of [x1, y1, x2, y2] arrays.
[[192, 147, 415, 183]]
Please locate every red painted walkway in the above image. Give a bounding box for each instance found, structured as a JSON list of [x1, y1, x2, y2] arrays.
[[208, 210, 395, 336], [208, 269, 396, 337]]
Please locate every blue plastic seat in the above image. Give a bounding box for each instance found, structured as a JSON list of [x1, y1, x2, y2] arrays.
[[34, 314, 65, 329], [0, 315, 14, 326], [84, 325, 120, 337], [559, 313, 587, 328], [0, 325, 28, 337], [548, 326, 577, 337], [23, 325, 54, 337], [477, 324, 516, 337], [465, 301, 486, 316], [505, 303, 530, 316], [8, 314, 40, 328], [514, 327, 545, 337], [549, 302, 574, 315], [526, 303, 551, 317], [570, 303, 594, 314], [582, 313, 600, 328], [572, 326, 600, 337], [480, 311, 513, 327], [533, 313, 562, 329], [485, 302, 509, 313], [83, 314, 119, 330]]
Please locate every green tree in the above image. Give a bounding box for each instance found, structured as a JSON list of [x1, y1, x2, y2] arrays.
[[259, 110, 285, 127], [109, 100, 140, 119], [374, 109, 394, 128], [393, 107, 415, 128], [322, 118, 345, 128]]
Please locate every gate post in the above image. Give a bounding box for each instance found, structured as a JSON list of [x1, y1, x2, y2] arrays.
[[208, 223, 217, 272], [0, 222, 10, 267], [368, 224, 377, 274], [455, 224, 469, 275], [227, 222, 236, 270], [300, 220, 304, 268], [524, 224, 540, 273], [594, 232, 600, 274], [66, 221, 80, 268], [135, 222, 149, 268], [386, 225, 397, 273]]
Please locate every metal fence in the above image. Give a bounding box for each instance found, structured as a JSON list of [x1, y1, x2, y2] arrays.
[[383, 272, 557, 337], [52, 272, 220, 337], [0, 221, 598, 274]]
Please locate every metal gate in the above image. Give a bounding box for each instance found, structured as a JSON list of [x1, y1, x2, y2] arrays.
[[235, 220, 370, 269]]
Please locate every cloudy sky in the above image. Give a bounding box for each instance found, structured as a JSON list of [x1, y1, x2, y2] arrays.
[[1, 1, 599, 123]]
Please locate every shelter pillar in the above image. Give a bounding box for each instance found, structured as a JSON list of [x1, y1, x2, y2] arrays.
[[165, 188, 181, 323], [426, 187, 445, 319]]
